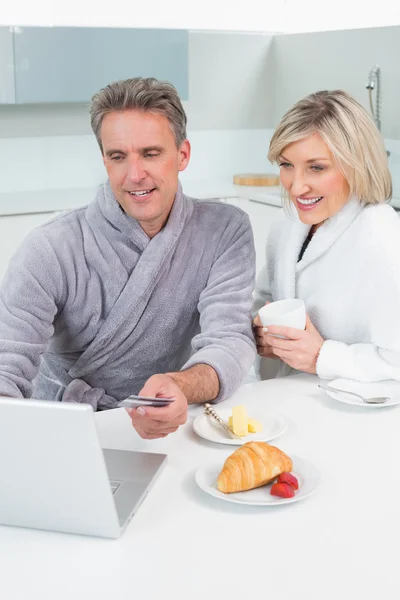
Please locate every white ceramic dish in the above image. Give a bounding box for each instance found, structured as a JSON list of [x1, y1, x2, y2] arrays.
[[195, 455, 320, 506], [321, 378, 400, 408], [193, 410, 287, 446]]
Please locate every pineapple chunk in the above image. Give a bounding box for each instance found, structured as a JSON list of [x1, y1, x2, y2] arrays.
[[231, 405, 248, 437], [248, 417, 263, 433]]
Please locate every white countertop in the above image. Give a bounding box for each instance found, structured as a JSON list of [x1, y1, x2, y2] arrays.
[[0, 182, 281, 216], [0, 373, 397, 600], [1, 181, 399, 216], [184, 180, 283, 206]]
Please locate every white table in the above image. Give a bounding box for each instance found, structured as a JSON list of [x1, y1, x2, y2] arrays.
[[0, 374, 398, 600]]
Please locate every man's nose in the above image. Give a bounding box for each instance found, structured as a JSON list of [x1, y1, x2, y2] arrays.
[[126, 158, 146, 183]]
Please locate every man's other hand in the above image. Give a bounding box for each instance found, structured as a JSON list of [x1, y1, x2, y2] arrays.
[[127, 374, 188, 439]]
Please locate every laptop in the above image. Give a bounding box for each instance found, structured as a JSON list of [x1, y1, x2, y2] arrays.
[[0, 397, 167, 539]]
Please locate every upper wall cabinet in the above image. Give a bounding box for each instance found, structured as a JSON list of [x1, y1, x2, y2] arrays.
[[12, 27, 188, 104], [0, 28, 15, 103]]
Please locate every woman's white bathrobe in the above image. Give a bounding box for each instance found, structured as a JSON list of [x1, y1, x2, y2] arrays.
[[253, 197, 400, 381]]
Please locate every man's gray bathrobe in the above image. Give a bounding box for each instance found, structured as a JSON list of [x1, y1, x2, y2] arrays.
[[0, 181, 256, 409]]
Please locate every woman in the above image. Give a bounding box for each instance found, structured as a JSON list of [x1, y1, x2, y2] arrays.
[[253, 89, 400, 382]]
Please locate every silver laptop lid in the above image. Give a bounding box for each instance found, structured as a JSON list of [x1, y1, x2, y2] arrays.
[[0, 398, 122, 538]]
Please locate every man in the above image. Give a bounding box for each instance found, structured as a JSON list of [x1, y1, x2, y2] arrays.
[[0, 77, 256, 439]]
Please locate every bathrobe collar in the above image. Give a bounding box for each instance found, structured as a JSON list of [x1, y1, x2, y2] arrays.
[[271, 196, 365, 300], [296, 195, 365, 272], [96, 179, 193, 251]]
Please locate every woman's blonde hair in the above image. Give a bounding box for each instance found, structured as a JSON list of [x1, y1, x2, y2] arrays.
[[268, 90, 392, 204]]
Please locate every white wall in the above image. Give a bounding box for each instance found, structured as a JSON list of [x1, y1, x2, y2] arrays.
[[2, 23, 400, 198], [0, 0, 285, 31], [0, 31, 273, 138], [270, 26, 400, 140], [2, 0, 400, 32], [187, 32, 273, 130], [268, 25, 400, 197], [0, 31, 274, 195], [282, 0, 400, 33]]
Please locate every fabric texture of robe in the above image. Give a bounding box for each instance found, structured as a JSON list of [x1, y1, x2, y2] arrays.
[[0, 181, 256, 408], [253, 197, 400, 382]]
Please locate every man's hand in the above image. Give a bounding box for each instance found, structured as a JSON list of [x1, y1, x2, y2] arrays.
[[127, 374, 188, 440], [263, 314, 324, 374], [253, 310, 278, 359]]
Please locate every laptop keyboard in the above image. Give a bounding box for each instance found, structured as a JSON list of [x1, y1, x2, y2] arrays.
[[109, 480, 121, 494]]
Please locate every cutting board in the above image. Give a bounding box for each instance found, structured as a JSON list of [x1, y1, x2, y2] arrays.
[[233, 173, 280, 187]]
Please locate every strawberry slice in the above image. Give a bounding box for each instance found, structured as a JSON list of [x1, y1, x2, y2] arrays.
[[277, 472, 299, 490], [270, 482, 295, 498]]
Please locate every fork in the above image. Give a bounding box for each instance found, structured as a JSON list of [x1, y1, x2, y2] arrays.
[[318, 383, 389, 404], [203, 404, 242, 439]]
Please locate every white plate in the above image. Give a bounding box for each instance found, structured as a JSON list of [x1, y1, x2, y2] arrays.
[[193, 409, 286, 446], [195, 455, 320, 506], [322, 379, 400, 408]]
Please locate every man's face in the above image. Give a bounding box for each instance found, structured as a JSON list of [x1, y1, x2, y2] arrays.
[[101, 109, 190, 237]]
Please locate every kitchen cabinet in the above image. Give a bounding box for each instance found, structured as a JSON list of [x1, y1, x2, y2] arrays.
[[13, 27, 188, 104], [222, 197, 282, 277], [0, 27, 15, 104]]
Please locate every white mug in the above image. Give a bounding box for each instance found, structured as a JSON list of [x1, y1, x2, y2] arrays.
[[258, 299, 306, 330]]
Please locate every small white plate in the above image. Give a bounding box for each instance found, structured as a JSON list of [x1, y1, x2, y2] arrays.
[[195, 455, 320, 506], [193, 409, 286, 446], [322, 379, 400, 408]]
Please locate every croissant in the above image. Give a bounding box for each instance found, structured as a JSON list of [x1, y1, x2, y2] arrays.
[[217, 441, 293, 494]]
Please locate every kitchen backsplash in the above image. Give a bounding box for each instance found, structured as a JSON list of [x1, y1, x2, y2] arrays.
[[1, 128, 400, 198], [0, 129, 276, 194]]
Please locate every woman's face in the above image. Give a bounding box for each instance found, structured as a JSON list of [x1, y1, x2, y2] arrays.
[[278, 133, 351, 229]]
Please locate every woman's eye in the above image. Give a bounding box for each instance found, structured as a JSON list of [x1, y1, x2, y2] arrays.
[[310, 165, 324, 172], [278, 162, 292, 168]]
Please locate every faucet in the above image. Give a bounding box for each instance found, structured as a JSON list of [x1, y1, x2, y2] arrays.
[[366, 65, 390, 157], [366, 65, 381, 131]]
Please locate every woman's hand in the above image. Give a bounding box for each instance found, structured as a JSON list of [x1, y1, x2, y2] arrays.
[[262, 314, 324, 374]]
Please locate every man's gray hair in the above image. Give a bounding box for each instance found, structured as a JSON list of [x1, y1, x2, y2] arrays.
[[90, 77, 187, 153]]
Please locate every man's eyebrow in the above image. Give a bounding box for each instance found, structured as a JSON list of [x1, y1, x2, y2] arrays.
[[104, 145, 164, 157], [141, 146, 163, 153], [104, 148, 126, 157]]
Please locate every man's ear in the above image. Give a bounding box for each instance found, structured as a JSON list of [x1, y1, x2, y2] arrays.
[[178, 139, 191, 172]]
